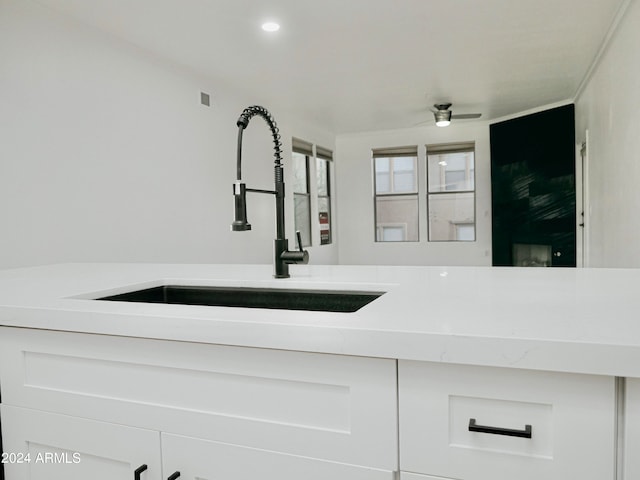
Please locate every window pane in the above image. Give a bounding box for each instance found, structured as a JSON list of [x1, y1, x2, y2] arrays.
[[375, 158, 391, 193], [428, 151, 474, 192], [392, 157, 416, 192], [376, 156, 417, 193], [456, 224, 475, 241], [316, 158, 329, 196], [381, 227, 404, 242], [393, 156, 414, 171], [292, 152, 308, 194], [428, 192, 475, 241], [445, 154, 466, 170], [393, 171, 415, 192], [294, 194, 311, 247], [375, 195, 419, 242], [445, 170, 466, 191], [318, 197, 331, 245]]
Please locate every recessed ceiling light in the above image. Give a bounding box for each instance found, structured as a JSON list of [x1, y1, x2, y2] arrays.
[[262, 22, 280, 32]]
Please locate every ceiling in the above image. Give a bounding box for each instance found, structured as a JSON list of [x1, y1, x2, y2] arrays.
[[34, 0, 625, 134]]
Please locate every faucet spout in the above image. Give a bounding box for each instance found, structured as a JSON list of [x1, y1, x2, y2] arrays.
[[231, 182, 251, 231], [235, 105, 284, 181], [230, 106, 309, 278]]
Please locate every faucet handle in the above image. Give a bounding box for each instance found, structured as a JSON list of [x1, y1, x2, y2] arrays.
[[296, 231, 304, 252], [281, 232, 309, 266]]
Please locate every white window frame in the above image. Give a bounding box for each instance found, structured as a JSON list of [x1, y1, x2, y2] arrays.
[[292, 138, 313, 247], [316, 146, 333, 246], [426, 142, 476, 242], [372, 146, 419, 243]]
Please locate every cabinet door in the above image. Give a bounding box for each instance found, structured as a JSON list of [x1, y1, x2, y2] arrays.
[[1, 405, 161, 480], [161, 432, 395, 480]]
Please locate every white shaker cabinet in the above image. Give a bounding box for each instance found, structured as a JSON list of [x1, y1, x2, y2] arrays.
[[1, 405, 394, 480], [0, 327, 398, 480], [398, 361, 616, 480], [1, 405, 161, 480], [0, 326, 622, 480]]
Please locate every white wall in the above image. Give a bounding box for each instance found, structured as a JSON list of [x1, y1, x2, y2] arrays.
[[0, 0, 337, 269], [575, 0, 640, 268], [7, 0, 634, 271], [335, 123, 492, 266]]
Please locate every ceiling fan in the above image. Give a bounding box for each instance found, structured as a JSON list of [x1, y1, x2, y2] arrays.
[[431, 103, 482, 127]]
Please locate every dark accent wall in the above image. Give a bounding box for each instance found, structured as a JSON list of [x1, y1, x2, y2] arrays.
[[490, 104, 576, 267]]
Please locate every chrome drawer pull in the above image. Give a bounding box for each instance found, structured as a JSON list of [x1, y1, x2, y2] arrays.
[[468, 418, 532, 438]]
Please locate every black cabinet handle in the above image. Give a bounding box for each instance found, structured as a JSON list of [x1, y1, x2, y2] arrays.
[[167, 472, 181, 480], [468, 418, 532, 438], [134, 465, 148, 480]]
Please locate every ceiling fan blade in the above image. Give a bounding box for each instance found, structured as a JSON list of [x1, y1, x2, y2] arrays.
[[451, 113, 482, 119]]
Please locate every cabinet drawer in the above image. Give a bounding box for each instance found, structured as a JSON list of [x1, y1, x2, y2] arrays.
[[0, 327, 397, 470], [399, 361, 615, 480]]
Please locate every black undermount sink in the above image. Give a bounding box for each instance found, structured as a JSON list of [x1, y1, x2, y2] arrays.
[[97, 285, 384, 313]]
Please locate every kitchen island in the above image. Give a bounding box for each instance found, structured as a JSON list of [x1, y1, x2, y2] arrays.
[[1, 263, 639, 480]]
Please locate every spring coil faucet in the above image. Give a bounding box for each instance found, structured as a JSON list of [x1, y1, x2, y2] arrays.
[[231, 106, 309, 278]]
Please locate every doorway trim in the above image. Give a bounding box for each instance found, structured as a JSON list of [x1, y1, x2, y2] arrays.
[[576, 130, 590, 268]]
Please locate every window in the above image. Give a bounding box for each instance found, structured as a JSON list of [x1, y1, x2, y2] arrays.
[[316, 146, 333, 245], [426, 143, 475, 241], [292, 138, 312, 247], [373, 146, 419, 242], [376, 224, 407, 242]]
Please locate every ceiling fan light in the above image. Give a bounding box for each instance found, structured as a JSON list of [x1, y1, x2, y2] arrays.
[[434, 110, 452, 127]]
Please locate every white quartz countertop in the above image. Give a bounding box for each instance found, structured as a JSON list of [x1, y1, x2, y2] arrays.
[[1, 263, 639, 377]]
